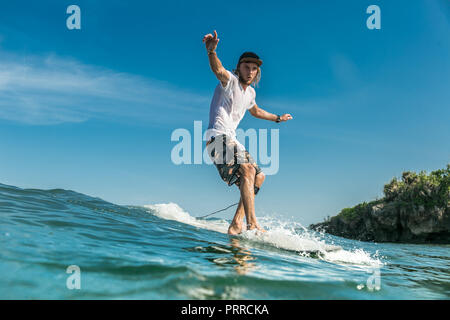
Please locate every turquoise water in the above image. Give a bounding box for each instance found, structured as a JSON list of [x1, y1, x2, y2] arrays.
[[0, 182, 448, 299]]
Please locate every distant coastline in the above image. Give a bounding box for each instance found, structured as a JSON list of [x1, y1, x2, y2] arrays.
[[310, 164, 450, 244]]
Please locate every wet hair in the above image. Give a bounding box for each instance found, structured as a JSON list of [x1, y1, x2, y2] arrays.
[[232, 62, 261, 88]]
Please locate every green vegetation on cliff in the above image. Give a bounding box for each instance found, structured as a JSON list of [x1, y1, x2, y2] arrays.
[[338, 201, 373, 221], [334, 164, 449, 222], [313, 164, 450, 243], [383, 164, 449, 209]]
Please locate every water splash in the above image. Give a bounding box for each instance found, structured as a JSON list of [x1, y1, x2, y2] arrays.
[[142, 202, 382, 267]]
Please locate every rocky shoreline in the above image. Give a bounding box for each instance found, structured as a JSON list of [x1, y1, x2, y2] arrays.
[[310, 165, 450, 244]]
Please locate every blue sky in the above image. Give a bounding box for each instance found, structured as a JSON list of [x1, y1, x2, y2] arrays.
[[0, 0, 449, 225]]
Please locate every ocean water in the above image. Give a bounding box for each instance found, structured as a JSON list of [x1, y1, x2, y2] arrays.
[[0, 183, 448, 300]]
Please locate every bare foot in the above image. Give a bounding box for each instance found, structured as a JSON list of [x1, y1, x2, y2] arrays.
[[228, 222, 243, 235], [247, 223, 266, 233]]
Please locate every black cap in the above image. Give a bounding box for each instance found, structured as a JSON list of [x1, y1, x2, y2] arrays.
[[238, 51, 263, 66]]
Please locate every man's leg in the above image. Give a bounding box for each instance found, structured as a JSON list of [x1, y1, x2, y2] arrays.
[[254, 171, 265, 191], [228, 170, 266, 235], [228, 197, 245, 235], [238, 163, 264, 231], [250, 171, 265, 232]]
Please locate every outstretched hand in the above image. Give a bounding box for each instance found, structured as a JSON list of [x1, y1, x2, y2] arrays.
[[202, 30, 219, 52], [280, 114, 293, 122]]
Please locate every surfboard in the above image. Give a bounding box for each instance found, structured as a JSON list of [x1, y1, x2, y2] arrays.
[[142, 203, 342, 256], [230, 230, 342, 256]]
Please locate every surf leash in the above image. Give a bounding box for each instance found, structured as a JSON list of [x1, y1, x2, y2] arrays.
[[198, 186, 261, 219], [197, 201, 239, 219]]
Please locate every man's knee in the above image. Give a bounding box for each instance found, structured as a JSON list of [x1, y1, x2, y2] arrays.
[[239, 163, 256, 178], [255, 172, 265, 185]]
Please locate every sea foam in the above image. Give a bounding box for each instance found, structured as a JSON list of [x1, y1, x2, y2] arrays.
[[143, 202, 383, 267]]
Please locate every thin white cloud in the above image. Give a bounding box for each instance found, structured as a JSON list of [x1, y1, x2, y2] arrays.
[[0, 52, 210, 125], [329, 53, 361, 89]]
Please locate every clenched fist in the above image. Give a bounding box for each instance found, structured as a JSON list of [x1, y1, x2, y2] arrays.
[[280, 114, 293, 122]]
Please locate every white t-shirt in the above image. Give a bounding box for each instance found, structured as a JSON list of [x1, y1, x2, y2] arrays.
[[206, 70, 256, 149]]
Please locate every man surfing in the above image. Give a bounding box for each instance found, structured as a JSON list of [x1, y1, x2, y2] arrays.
[[202, 30, 293, 235]]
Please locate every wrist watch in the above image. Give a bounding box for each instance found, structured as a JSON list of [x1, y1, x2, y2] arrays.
[[276, 115, 281, 123]]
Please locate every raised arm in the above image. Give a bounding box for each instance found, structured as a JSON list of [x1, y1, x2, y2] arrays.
[[202, 30, 230, 88]]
